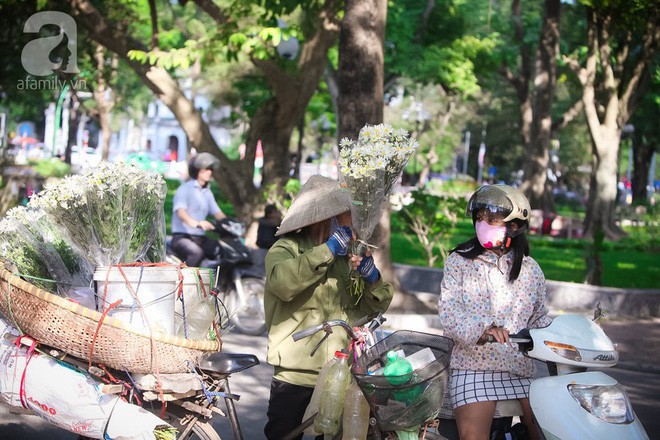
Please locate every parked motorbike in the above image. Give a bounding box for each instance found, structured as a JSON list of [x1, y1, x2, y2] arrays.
[[167, 218, 267, 336], [438, 309, 649, 440], [519, 313, 648, 439]]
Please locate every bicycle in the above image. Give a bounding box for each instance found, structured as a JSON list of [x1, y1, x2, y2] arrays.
[[42, 343, 259, 440], [282, 313, 454, 440]]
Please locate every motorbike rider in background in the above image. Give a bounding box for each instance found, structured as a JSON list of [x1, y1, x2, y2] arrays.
[[438, 184, 552, 440], [171, 153, 226, 267]]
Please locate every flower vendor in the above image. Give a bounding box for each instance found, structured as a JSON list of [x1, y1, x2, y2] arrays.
[[262, 175, 394, 440]]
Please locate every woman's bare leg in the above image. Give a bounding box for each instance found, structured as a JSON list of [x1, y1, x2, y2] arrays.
[[519, 397, 540, 440], [454, 401, 496, 440]]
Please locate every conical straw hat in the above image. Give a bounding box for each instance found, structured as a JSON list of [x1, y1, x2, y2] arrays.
[[276, 175, 352, 236]]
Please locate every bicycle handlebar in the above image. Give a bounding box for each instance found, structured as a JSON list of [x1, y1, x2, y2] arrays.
[[291, 313, 385, 343]]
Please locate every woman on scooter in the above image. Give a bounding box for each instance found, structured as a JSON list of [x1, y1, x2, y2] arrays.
[[262, 175, 394, 440], [439, 184, 552, 440]]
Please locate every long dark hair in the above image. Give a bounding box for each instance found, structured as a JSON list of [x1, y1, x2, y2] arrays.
[[450, 218, 530, 283]]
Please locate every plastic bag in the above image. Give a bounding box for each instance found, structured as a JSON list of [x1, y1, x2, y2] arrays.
[[0, 318, 173, 439], [0, 206, 93, 295], [338, 124, 418, 242]]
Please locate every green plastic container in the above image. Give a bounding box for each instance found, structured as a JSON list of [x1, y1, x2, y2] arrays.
[[383, 350, 413, 385]]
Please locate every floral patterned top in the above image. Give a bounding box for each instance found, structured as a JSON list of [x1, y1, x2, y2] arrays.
[[438, 249, 552, 377]]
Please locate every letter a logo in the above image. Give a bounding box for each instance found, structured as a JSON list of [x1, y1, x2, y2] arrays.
[[21, 11, 80, 76]]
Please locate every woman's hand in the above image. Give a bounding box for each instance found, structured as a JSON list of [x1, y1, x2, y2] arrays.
[[478, 325, 510, 345], [349, 249, 379, 284], [326, 225, 352, 256], [349, 248, 372, 271]]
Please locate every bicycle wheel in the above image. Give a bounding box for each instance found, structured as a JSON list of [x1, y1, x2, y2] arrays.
[[178, 420, 222, 440], [226, 277, 266, 335]]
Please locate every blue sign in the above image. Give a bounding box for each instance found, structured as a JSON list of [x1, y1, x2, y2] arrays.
[[16, 121, 36, 137]]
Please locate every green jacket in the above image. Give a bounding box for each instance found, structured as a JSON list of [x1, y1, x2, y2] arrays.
[[264, 233, 394, 387]]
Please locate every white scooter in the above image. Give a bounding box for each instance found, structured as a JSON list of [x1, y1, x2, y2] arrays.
[[438, 310, 649, 440], [516, 313, 649, 439]]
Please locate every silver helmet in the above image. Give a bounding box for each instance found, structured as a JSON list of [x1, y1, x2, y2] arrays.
[[466, 184, 531, 224]]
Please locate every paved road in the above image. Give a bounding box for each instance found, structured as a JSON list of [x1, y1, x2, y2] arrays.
[[212, 325, 660, 440], [1, 319, 658, 439]]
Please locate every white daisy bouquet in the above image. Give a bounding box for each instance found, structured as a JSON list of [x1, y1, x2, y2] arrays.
[[339, 123, 418, 246], [339, 124, 418, 299], [30, 161, 167, 268], [0, 206, 92, 294]]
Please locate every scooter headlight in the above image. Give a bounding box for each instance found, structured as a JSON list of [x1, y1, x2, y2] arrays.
[[568, 384, 634, 424]]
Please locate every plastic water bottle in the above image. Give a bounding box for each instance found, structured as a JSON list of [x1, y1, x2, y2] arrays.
[[303, 351, 341, 435], [178, 298, 215, 339], [342, 379, 370, 440], [383, 350, 413, 385], [314, 350, 351, 435]]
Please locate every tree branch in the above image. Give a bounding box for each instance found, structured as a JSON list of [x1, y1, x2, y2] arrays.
[[190, 0, 230, 24], [615, 30, 631, 78], [501, 0, 530, 102], [562, 54, 584, 79], [552, 99, 583, 132], [620, 14, 660, 123], [582, 8, 603, 143], [595, 11, 619, 129], [68, 0, 231, 163], [414, 0, 436, 43], [251, 57, 292, 98], [148, 0, 159, 49], [501, 62, 527, 102]]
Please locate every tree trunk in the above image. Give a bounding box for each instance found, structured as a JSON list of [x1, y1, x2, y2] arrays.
[[573, 5, 659, 241], [585, 229, 604, 285], [523, 0, 560, 212], [506, 0, 559, 213], [337, 0, 398, 288], [568, 5, 659, 284], [337, 0, 386, 140], [90, 44, 116, 160], [583, 132, 625, 240], [250, 0, 340, 195], [631, 135, 654, 203]]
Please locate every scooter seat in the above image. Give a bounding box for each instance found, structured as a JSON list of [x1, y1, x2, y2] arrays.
[[198, 352, 260, 374]]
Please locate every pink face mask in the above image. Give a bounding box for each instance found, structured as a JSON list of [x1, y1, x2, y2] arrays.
[[475, 220, 507, 249]]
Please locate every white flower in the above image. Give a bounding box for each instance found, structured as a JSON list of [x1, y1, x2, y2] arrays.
[[339, 123, 418, 241], [17, 161, 167, 268]]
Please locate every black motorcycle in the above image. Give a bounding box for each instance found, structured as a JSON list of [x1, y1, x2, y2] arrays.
[[166, 218, 267, 336]]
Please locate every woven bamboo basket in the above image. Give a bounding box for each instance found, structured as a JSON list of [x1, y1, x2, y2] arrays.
[[0, 263, 221, 374]]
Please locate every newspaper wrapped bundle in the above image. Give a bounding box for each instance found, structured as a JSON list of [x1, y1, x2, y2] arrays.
[[0, 318, 176, 439]]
